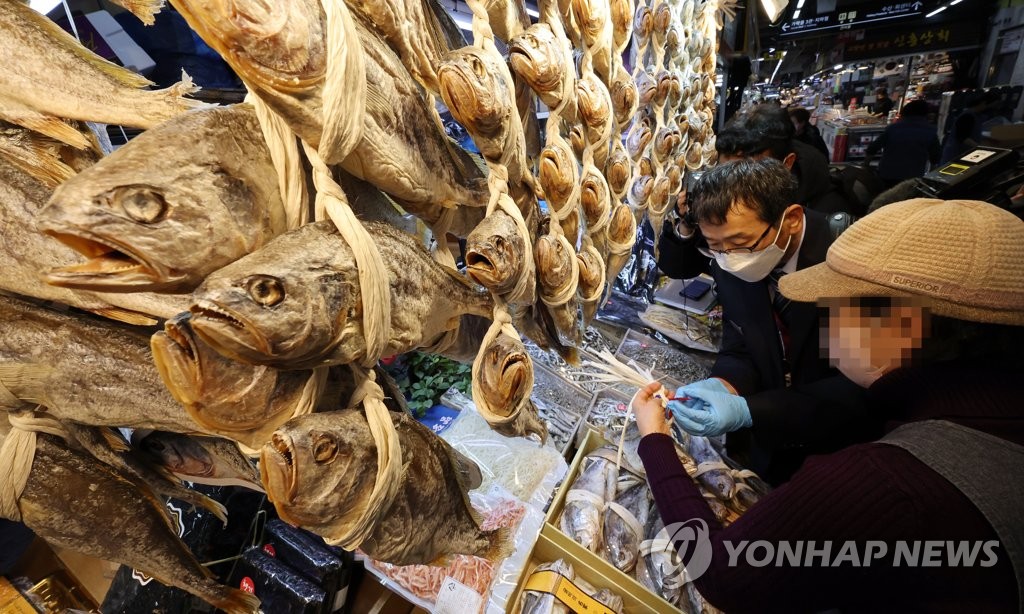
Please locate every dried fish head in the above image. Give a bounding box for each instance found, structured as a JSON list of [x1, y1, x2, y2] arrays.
[[261, 410, 368, 531], [138, 431, 216, 478], [667, 71, 683, 107], [654, 125, 682, 163], [264, 409, 502, 563], [509, 24, 567, 107], [652, 0, 672, 40], [465, 211, 527, 295], [605, 143, 633, 196], [539, 137, 579, 212], [135, 432, 263, 490], [608, 202, 637, 245], [625, 114, 653, 161], [535, 234, 576, 293], [634, 67, 658, 106], [632, 5, 653, 49], [478, 333, 533, 414], [188, 223, 352, 367], [666, 25, 682, 60], [580, 167, 611, 227], [654, 69, 673, 106], [438, 47, 513, 160], [667, 164, 683, 195], [569, 124, 586, 159], [650, 175, 672, 213], [638, 155, 655, 178], [576, 72, 613, 141], [39, 105, 284, 293], [628, 174, 654, 209], [152, 312, 311, 436], [610, 0, 636, 51], [610, 66, 639, 129]]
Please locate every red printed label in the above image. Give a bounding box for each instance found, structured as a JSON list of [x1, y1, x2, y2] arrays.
[[262, 544, 277, 557], [240, 577, 256, 593]]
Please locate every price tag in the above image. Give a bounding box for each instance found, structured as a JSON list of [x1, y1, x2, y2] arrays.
[[434, 576, 482, 614]]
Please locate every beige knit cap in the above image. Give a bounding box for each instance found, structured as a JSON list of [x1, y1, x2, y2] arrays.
[[780, 198, 1024, 325]]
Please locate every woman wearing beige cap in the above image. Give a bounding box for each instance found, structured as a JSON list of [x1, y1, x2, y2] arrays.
[[632, 198, 1024, 612]]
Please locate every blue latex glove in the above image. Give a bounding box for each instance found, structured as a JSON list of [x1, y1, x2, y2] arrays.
[[666, 378, 752, 437]]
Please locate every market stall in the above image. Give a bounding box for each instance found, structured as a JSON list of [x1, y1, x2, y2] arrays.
[[0, 0, 752, 611]]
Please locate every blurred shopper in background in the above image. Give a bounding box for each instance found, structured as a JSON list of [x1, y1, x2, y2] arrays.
[[865, 100, 941, 188]]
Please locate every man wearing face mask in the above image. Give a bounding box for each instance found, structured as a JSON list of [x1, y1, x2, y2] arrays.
[[668, 158, 876, 484]]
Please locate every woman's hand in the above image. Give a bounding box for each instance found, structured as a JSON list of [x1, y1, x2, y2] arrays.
[[632, 381, 672, 437]]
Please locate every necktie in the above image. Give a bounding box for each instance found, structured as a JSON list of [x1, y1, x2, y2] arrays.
[[768, 269, 791, 317], [768, 269, 792, 371]]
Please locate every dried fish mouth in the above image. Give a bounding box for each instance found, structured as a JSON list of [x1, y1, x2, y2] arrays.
[[189, 299, 273, 358], [164, 317, 198, 364], [465, 246, 512, 289], [150, 313, 208, 411], [437, 64, 502, 138], [508, 46, 559, 93], [262, 432, 299, 506], [43, 231, 174, 290]]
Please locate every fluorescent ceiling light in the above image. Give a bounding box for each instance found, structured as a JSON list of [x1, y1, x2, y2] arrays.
[[30, 0, 62, 12], [792, 9, 801, 17], [925, 6, 946, 16], [760, 0, 789, 23], [525, 7, 540, 17], [834, 63, 844, 70], [797, 0, 806, 7], [949, 0, 961, 4]]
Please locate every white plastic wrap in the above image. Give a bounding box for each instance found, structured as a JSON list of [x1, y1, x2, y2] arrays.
[[440, 388, 568, 510]]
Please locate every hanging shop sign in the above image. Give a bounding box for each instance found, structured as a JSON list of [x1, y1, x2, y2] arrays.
[[780, 0, 923, 37], [839, 19, 986, 61]]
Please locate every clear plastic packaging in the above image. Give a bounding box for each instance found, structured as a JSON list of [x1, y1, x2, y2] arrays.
[[439, 388, 568, 509], [364, 486, 547, 614]]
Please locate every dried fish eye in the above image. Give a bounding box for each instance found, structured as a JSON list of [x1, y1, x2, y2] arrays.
[[246, 275, 285, 307], [470, 56, 486, 79], [311, 434, 338, 464], [117, 187, 167, 223]]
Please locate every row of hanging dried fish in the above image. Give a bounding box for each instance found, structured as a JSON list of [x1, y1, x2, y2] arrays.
[[0, 0, 734, 609]]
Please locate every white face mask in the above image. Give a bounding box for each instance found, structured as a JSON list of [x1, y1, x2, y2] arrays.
[[713, 219, 791, 283]]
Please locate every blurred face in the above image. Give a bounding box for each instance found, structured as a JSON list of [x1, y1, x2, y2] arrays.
[[790, 116, 806, 132], [823, 298, 928, 388]]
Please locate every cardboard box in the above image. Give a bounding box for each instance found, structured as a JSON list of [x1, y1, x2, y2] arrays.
[[538, 431, 679, 613]]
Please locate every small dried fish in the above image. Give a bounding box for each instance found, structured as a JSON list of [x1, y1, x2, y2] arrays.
[[509, 23, 576, 118], [535, 234, 582, 346], [602, 475, 651, 572], [605, 141, 633, 198], [559, 451, 616, 551], [134, 431, 262, 491]]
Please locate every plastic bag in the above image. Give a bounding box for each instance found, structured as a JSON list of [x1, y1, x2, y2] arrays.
[[364, 486, 545, 614], [439, 388, 568, 510]]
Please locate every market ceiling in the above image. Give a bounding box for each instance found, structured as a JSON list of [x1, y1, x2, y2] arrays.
[[756, 0, 998, 50]]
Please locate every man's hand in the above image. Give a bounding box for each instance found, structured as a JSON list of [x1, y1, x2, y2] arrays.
[[667, 378, 752, 437], [632, 382, 672, 437]]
